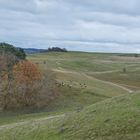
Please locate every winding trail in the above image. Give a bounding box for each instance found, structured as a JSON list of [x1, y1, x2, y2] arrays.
[[87, 70, 119, 74], [52, 68, 77, 74], [53, 68, 134, 93], [0, 114, 65, 130], [101, 81, 133, 93], [53, 69, 118, 75], [85, 74, 133, 93]]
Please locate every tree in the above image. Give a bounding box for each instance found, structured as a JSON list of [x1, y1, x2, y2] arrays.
[[16, 48, 26, 60], [134, 54, 138, 57], [0, 53, 18, 109], [13, 61, 43, 106], [0, 43, 26, 109], [123, 68, 126, 73], [0, 42, 26, 60]]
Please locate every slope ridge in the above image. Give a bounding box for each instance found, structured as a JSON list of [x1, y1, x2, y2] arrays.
[[0, 93, 140, 140]]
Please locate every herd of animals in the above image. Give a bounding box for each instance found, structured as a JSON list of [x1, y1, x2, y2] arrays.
[[36, 61, 88, 89], [55, 80, 87, 89]]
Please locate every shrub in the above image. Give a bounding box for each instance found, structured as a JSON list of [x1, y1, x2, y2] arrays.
[[13, 61, 43, 106]]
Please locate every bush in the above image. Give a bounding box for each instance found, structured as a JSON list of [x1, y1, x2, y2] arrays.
[[12, 61, 43, 106], [0, 58, 58, 110]]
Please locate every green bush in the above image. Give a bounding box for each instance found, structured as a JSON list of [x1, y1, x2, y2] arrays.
[[0, 42, 26, 60]]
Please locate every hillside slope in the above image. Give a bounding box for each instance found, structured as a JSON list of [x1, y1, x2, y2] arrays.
[[0, 93, 140, 140], [26, 52, 131, 112], [0, 52, 131, 126]]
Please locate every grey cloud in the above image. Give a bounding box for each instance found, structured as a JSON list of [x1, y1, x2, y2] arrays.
[[0, 0, 140, 53], [67, 0, 140, 15]]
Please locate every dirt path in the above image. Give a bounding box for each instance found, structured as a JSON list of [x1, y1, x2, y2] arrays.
[[53, 68, 133, 93], [0, 114, 65, 130], [87, 70, 119, 74], [53, 68, 139, 91], [84, 74, 133, 93], [102, 81, 133, 93], [53, 68, 119, 75], [52, 68, 79, 75]]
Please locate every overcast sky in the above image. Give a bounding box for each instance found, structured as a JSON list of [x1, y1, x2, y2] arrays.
[[0, 0, 140, 53]]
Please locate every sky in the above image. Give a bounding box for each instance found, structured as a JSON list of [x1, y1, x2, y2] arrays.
[[0, 0, 140, 53]]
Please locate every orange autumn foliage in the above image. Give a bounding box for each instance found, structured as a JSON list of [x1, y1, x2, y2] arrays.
[[13, 61, 42, 84]]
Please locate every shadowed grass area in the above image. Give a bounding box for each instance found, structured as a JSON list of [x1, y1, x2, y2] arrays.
[[0, 92, 140, 140]]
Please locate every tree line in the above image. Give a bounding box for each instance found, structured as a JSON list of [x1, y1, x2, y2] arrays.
[[0, 43, 26, 60], [47, 47, 68, 52]]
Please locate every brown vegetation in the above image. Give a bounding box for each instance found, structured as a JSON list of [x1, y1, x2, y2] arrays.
[[0, 54, 58, 111]]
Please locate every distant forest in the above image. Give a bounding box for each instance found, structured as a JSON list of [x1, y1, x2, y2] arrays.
[[24, 47, 68, 54], [47, 47, 68, 52], [0, 43, 68, 54]]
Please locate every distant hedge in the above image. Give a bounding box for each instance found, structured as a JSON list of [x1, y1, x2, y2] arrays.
[[0, 43, 26, 60], [47, 47, 67, 52]]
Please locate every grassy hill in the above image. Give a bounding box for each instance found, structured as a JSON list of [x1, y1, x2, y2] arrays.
[[0, 92, 140, 140], [0, 51, 140, 139], [26, 52, 133, 112]]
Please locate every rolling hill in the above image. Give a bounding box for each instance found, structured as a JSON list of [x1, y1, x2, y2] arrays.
[[0, 92, 140, 140], [0, 51, 140, 140]]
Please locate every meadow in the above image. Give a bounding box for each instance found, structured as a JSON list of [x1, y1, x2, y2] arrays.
[[0, 51, 140, 140]]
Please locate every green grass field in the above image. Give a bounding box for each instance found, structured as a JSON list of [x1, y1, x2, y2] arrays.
[[0, 92, 140, 140], [27, 52, 134, 112], [0, 51, 140, 139]]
